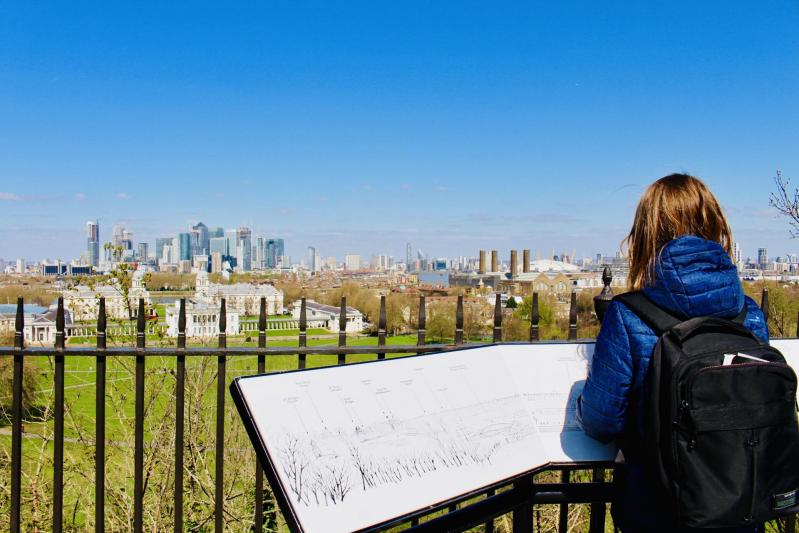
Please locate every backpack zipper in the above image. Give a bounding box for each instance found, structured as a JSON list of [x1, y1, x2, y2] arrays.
[[745, 429, 759, 523]]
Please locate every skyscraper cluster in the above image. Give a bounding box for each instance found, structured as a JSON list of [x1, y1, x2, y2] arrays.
[[82, 220, 287, 274]]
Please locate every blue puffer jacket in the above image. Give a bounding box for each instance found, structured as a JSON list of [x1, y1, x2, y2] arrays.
[[577, 235, 769, 532]]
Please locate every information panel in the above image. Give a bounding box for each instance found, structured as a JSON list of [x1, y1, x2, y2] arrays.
[[232, 341, 799, 533], [231, 344, 615, 533]]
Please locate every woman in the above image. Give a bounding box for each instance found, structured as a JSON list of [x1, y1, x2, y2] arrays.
[[577, 174, 768, 532]]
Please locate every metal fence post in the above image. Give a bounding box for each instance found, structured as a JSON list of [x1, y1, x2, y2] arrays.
[[255, 297, 267, 531], [96, 298, 107, 533], [10, 298, 24, 533], [417, 295, 426, 350], [53, 297, 66, 533], [338, 297, 347, 365], [134, 298, 145, 533], [175, 299, 186, 533], [298, 297, 307, 369], [378, 295, 387, 359], [216, 299, 227, 533]]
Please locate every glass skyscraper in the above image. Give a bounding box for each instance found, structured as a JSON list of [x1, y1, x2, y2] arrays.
[[266, 238, 285, 268], [178, 233, 192, 261], [86, 220, 100, 267]]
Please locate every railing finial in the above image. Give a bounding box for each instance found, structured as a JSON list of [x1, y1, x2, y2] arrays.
[[568, 291, 578, 340], [97, 297, 107, 350], [136, 298, 145, 349], [378, 295, 387, 356], [593, 266, 614, 323], [218, 298, 227, 348], [56, 296, 65, 350], [493, 293, 502, 343], [258, 297, 267, 349], [177, 298, 186, 349], [14, 297, 23, 349], [529, 292, 540, 341], [455, 295, 464, 345]]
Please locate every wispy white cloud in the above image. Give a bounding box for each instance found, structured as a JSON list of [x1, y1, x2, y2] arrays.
[[400, 183, 412, 190], [116, 192, 131, 200], [0, 192, 21, 201], [75, 192, 86, 201], [434, 186, 448, 193]]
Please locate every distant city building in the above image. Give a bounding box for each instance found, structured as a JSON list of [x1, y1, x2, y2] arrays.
[[138, 243, 149, 263], [344, 254, 361, 271], [210, 237, 227, 257], [86, 220, 100, 268], [266, 238, 285, 268], [225, 230, 238, 260], [112, 224, 124, 247], [155, 238, 171, 264], [195, 270, 283, 315], [122, 230, 133, 250], [237, 227, 252, 271], [178, 233, 192, 261], [433, 258, 448, 271], [406, 242, 413, 272], [16, 258, 24, 274], [255, 237, 265, 269], [193, 254, 209, 272], [40, 261, 93, 277], [758, 247, 768, 270], [211, 252, 223, 273], [307, 246, 321, 273], [191, 222, 210, 256]]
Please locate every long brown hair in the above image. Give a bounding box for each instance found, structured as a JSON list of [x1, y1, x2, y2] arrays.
[[626, 174, 733, 290]]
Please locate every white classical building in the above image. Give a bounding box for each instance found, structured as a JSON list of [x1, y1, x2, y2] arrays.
[[165, 298, 240, 338], [63, 269, 152, 321], [0, 304, 73, 344], [291, 299, 364, 333], [194, 271, 283, 316]]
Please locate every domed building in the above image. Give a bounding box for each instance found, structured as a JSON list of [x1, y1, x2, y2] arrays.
[[194, 270, 283, 316], [526, 259, 580, 273]]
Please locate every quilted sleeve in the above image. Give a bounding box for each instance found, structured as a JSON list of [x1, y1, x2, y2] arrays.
[[576, 300, 634, 443], [743, 295, 769, 343]]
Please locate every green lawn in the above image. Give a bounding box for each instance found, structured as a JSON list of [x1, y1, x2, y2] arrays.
[[1, 333, 434, 530]]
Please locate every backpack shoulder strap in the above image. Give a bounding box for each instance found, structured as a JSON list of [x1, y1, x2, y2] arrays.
[[613, 291, 681, 335]]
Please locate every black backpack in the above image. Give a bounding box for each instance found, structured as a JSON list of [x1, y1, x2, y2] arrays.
[[615, 291, 799, 527]]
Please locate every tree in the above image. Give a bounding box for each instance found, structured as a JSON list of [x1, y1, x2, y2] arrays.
[[769, 170, 799, 237]]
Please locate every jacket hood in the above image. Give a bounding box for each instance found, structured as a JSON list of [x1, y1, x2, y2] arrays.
[[642, 235, 744, 319]]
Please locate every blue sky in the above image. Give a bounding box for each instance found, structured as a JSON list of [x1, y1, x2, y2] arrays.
[[1, 1, 798, 262]]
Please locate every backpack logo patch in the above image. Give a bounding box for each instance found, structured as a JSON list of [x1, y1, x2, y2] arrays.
[[773, 490, 797, 511]]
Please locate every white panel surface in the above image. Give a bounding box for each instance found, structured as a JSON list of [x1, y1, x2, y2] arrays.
[[235, 344, 615, 533], [235, 341, 799, 533]]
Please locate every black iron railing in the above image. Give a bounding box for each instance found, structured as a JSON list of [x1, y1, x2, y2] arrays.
[[2, 270, 795, 533]]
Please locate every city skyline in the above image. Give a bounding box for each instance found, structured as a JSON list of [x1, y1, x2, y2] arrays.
[[4, 216, 797, 270]]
